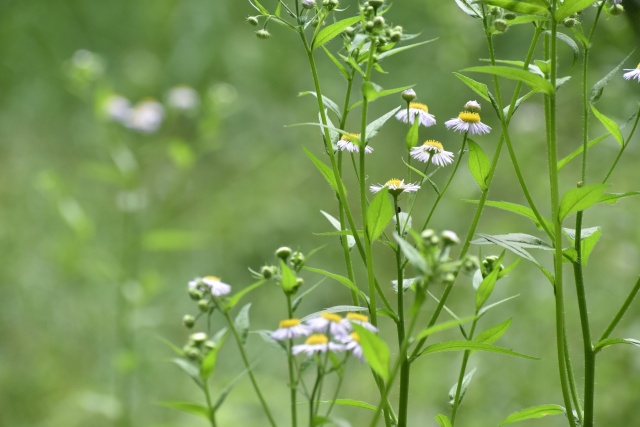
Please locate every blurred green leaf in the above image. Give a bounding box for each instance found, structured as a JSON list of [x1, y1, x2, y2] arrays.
[[415, 340, 538, 360], [556, 0, 600, 21], [467, 199, 553, 233], [158, 401, 209, 419], [352, 323, 390, 381], [563, 227, 601, 265], [415, 316, 476, 340], [599, 192, 640, 204], [475, 252, 504, 310], [590, 103, 623, 146], [303, 147, 344, 195], [304, 266, 369, 303], [557, 134, 608, 170], [377, 38, 438, 60], [594, 338, 640, 353], [367, 187, 393, 241], [317, 399, 377, 411], [435, 414, 453, 427], [448, 367, 476, 406], [200, 330, 227, 381], [467, 139, 490, 191], [171, 358, 203, 388], [394, 232, 428, 274], [453, 73, 491, 102], [590, 52, 634, 102], [280, 260, 298, 293], [299, 91, 342, 119], [364, 106, 401, 141], [477, 0, 549, 15], [234, 304, 252, 345], [226, 280, 268, 311], [499, 404, 565, 425]]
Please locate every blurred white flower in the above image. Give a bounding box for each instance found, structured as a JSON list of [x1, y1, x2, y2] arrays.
[[104, 95, 131, 123], [198, 276, 232, 297], [445, 111, 491, 135], [125, 99, 165, 133], [167, 85, 199, 110], [342, 332, 365, 361], [342, 312, 378, 333], [292, 334, 344, 356], [271, 318, 311, 341], [306, 312, 349, 338], [623, 63, 640, 82]]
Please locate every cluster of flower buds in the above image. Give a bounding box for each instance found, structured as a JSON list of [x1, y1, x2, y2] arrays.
[[486, 6, 517, 33], [186, 276, 232, 316], [271, 311, 378, 361], [257, 246, 308, 294], [481, 255, 505, 278], [356, 0, 403, 46], [182, 331, 217, 361]]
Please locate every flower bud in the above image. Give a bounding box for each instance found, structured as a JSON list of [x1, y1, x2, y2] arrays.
[[290, 251, 306, 270], [324, 0, 338, 10], [441, 230, 460, 246], [302, 0, 315, 9], [373, 16, 385, 27], [344, 26, 355, 38], [563, 18, 577, 28], [261, 265, 274, 279], [609, 4, 623, 15], [402, 89, 417, 102], [421, 229, 436, 241], [489, 6, 500, 16], [464, 100, 482, 113], [183, 315, 195, 328], [389, 31, 401, 42], [197, 299, 209, 312], [369, 0, 384, 9], [190, 332, 208, 344], [504, 12, 516, 20], [295, 277, 304, 288], [246, 16, 259, 26], [256, 29, 271, 40], [493, 19, 508, 32], [204, 340, 216, 351], [186, 348, 200, 360], [365, 21, 374, 31], [443, 273, 456, 285], [188, 288, 203, 300], [463, 255, 480, 274], [276, 246, 292, 260]]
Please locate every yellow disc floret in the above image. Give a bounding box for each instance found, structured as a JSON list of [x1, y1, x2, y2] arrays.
[[341, 133, 360, 142], [409, 102, 429, 112], [350, 332, 360, 342], [321, 312, 343, 323], [423, 140, 444, 150], [279, 318, 301, 328], [346, 313, 369, 323], [203, 275, 221, 281], [305, 334, 329, 345], [458, 112, 481, 123], [386, 178, 404, 188]]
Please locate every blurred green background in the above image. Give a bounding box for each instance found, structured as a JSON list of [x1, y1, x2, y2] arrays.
[[2, 0, 640, 426]]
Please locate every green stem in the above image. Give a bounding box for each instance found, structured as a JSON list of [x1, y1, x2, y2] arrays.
[[450, 317, 479, 426], [222, 310, 277, 427], [286, 297, 298, 427], [203, 383, 218, 427]]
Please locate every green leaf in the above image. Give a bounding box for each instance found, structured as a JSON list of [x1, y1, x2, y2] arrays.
[[405, 116, 420, 151], [435, 414, 453, 427], [556, 0, 601, 21], [499, 404, 566, 425], [394, 232, 428, 274], [477, 0, 549, 14], [415, 316, 476, 341], [365, 106, 401, 141], [463, 65, 554, 94], [475, 318, 512, 345], [280, 260, 298, 293], [478, 295, 520, 317], [590, 51, 634, 103], [599, 192, 640, 204], [158, 401, 210, 419], [558, 184, 608, 221], [590, 103, 623, 146], [299, 91, 342, 119], [377, 38, 438, 60], [466, 199, 553, 233], [225, 279, 267, 310], [448, 368, 476, 406], [367, 187, 393, 241], [467, 139, 491, 191], [557, 134, 609, 170], [317, 398, 377, 411], [322, 46, 350, 80], [475, 252, 504, 310], [453, 0, 482, 18], [303, 147, 344, 195], [312, 16, 362, 50], [555, 32, 579, 66], [594, 338, 640, 353], [472, 233, 549, 266], [563, 227, 601, 265], [304, 266, 368, 302], [234, 304, 252, 345], [172, 358, 202, 387], [352, 323, 390, 381], [312, 415, 350, 427], [453, 72, 491, 102], [200, 330, 228, 381], [213, 368, 249, 411], [300, 305, 368, 322], [416, 340, 538, 360]]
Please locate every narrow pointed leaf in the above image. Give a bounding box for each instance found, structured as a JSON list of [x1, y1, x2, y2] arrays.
[[303, 147, 344, 195], [475, 318, 512, 345], [405, 117, 420, 150], [475, 253, 503, 310], [590, 51, 634, 102], [590, 103, 623, 146], [234, 304, 252, 345], [448, 368, 477, 406], [320, 210, 355, 249], [558, 184, 608, 221], [312, 16, 362, 49], [365, 106, 401, 141], [476, 0, 549, 15], [599, 192, 640, 204], [158, 401, 210, 419], [467, 139, 490, 191], [454, 0, 482, 17], [377, 38, 438, 60], [318, 399, 377, 411], [394, 232, 428, 273], [304, 266, 368, 302], [499, 404, 566, 425], [226, 279, 267, 310], [416, 340, 538, 360], [322, 46, 350, 80], [453, 73, 491, 102], [594, 338, 640, 353], [299, 91, 342, 119], [563, 227, 601, 265], [352, 323, 390, 381], [472, 233, 543, 265], [415, 316, 476, 340], [435, 414, 453, 427], [367, 187, 393, 241], [557, 0, 603, 21], [557, 134, 608, 170], [465, 199, 553, 233], [464, 66, 554, 94]]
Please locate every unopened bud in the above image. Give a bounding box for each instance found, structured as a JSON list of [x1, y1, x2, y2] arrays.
[[609, 4, 623, 15], [188, 288, 203, 300], [204, 340, 216, 351], [295, 277, 304, 288], [197, 299, 209, 312], [183, 315, 195, 328], [389, 31, 401, 42], [373, 16, 385, 27], [504, 12, 516, 20], [369, 0, 384, 8], [421, 229, 436, 241], [563, 18, 577, 28], [443, 273, 456, 284], [190, 332, 208, 344], [291, 251, 306, 269], [493, 19, 508, 32], [344, 26, 355, 38], [261, 265, 274, 279], [256, 29, 271, 39], [302, 0, 315, 9], [186, 348, 200, 360], [402, 89, 417, 102], [246, 16, 259, 26], [365, 21, 374, 31], [276, 246, 292, 260], [441, 230, 460, 246], [464, 100, 482, 113]]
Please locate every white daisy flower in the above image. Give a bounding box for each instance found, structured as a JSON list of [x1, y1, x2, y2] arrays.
[[292, 334, 344, 356], [445, 111, 491, 135], [104, 95, 131, 123], [336, 133, 373, 153], [342, 312, 378, 333], [370, 178, 421, 195], [125, 99, 165, 133], [201, 276, 232, 297], [271, 318, 311, 341], [306, 312, 349, 338], [342, 332, 365, 361], [395, 102, 436, 127], [167, 85, 199, 110], [623, 63, 640, 82], [410, 140, 455, 167]]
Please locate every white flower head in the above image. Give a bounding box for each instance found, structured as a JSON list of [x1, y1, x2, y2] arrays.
[[342, 332, 365, 361], [292, 334, 344, 356], [623, 63, 640, 82], [125, 99, 165, 133], [395, 102, 436, 127], [306, 312, 349, 338], [342, 312, 378, 333], [370, 178, 420, 195], [337, 133, 373, 153], [410, 140, 454, 167], [271, 318, 311, 341], [464, 100, 482, 112], [104, 95, 131, 123], [167, 85, 199, 110], [445, 111, 491, 135], [201, 276, 232, 297]]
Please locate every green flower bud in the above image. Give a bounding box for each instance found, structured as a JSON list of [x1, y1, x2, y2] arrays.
[[344, 26, 355, 38], [256, 29, 271, 39], [421, 229, 436, 241], [204, 340, 216, 351], [246, 16, 259, 26], [373, 16, 385, 27], [563, 18, 577, 28], [261, 265, 274, 279], [188, 288, 203, 301], [493, 19, 508, 32], [489, 6, 500, 16], [402, 89, 416, 102], [463, 255, 480, 274], [190, 332, 208, 344], [325, 0, 338, 10], [290, 251, 306, 270], [183, 315, 195, 328], [197, 299, 209, 312], [609, 4, 623, 15], [441, 230, 460, 246], [295, 277, 304, 289], [276, 246, 292, 260], [186, 348, 200, 360], [365, 21, 374, 31], [302, 0, 315, 9], [443, 273, 456, 285], [369, 0, 384, 9], [389, 31, 401, 42], [504, 12, 517, 20]]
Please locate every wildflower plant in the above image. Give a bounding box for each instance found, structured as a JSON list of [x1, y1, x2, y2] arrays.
[[168, 1, 640, 427]]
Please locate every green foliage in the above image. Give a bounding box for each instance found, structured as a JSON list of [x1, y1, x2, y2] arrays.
[[499, 404, 566, 425]]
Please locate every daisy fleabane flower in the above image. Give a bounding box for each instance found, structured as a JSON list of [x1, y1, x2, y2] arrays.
[[410, 140, 455, 167], [200, 276, 232, 297], [445, 107, 491, 135], [337, 133, 373, 153], [342, 332, 365, 361], [623, 63, 640, 82], [271, 318, 311, 341], [292, 334, 344, 356], [342, 313, 378, 333], [395, 102, 436, 127], [370, 178, 420, 195], [306, 312, 349, 338]]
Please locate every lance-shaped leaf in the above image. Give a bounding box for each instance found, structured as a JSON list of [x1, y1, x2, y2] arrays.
[[599, 192, 640, 204], [435, 414, 453, 427], [558, 184, 608, 221], [465, 199, 554, 234], [320, 210, 355, 249], [594, 338, 640, 353], [415, 340, 538, 360], [477, 0, 549, 15], [226, 279, 267, 310], [453, 73, 491, 102], [352, 323, 390, 381], [475, 318, 512, 345], [405, 117, 420, 151], [463, 65, 554, 94], [312, 16, 362, 49], [394, 232, 428, 274], [590, 103, 624, 146], [557, 0, 603, 21], [158, 401, 210, 420], [472, 233, 551, 266], [299, 91, 342, 119], [303, 147, 345, 195], [475, 252, 504, 310], [365, 106, 401, 141], [367, 187, 393, 241], [234, 304, 252, 345], [454, 0, 482, 18], [200, 329, 228, 381], [557, 134, 609, 171], [562, 227, 601, 265], [590, 51, 634, 103], [316, 399, 377, 411], [449, 368, 477, 406], [377, 38, 437, 60], [499, 404, 566, 425], [304, 266, 368, 302], [467, 139, 490, 191]]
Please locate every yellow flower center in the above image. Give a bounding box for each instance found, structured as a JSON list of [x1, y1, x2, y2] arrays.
[[203, 275, 220, 282], [346, 313, 369, 323], [637, 63, 640, 69], [341, 133, 360, 142], [279, 318, 301, 328], [423, 140, 444, 150], [350, 332, 360, 342], [305, 334, 329, 345], [409, 102, 429, 112], [321, 312, 343, 323], [458, 112, 481, 123], [385, 178, 404, 188]]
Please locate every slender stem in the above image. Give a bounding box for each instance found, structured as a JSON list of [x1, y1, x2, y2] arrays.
[[222, 309, 277, 427], [286, 297, 298, 427], [203, 383, 218, 427], [547, 5, 577, 425], [450, 317, 479, 426], [599, 275, 640, 342]]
